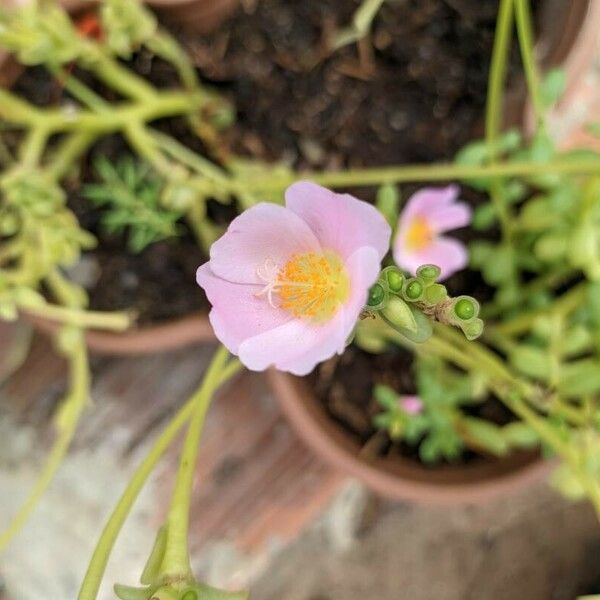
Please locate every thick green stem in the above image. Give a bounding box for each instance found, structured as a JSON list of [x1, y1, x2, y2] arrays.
[[81, 44, 156, 102], [514, 0, 545, 128], [77, 352, 241, 600], [125, 123, 176, 178], [19, 127, 48, 168], [243, 158, 600, 192], [49, 66, 110, 113], [0, 330, 89, 552], [44, 131, 96, 181], [0, 88, 204, 134], [159, 346, 231, 581], [485, 0, 514, 240]]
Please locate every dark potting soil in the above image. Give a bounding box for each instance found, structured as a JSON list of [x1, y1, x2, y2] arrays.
[[184, 0, 532, 170]]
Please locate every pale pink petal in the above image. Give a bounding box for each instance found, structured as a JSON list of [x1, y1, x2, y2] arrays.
[[342, 246, 382, 332], [401, 395, 424, 415], [197, 263, 292, 353], [285, 181, 391, 260], [209, 202, 321, 284], [402, 236, 468, 280], [238, 316, 346, 376], [400, 185, 460, 225], [428, 202, 471, 233]]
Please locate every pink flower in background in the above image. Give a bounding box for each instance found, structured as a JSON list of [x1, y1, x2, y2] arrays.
[[400, 395, 424, 415], [197, 182, 391, 375], [393, 185, 471, 281]]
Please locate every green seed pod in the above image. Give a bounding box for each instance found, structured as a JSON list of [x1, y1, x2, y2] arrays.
[[423, 283, 448, 305], [381, 296, 418, 332], [403, 278, 423, 302], [382, 266, 404, 292], [416, 264, 441, 283], [180, 590, 199, 600], [461, 317, 484, 340], [453, 296, 480, 321], [367, 283, 387, 309]]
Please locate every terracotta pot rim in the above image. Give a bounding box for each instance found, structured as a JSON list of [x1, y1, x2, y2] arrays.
[[267, 370, 554, 504], [24, 311, 215, 355]]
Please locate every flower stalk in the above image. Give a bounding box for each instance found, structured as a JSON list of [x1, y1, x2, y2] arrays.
[[78, 349, 242, 600]]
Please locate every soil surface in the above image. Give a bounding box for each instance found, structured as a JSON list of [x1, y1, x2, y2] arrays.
[[186, 0, 529, 170]]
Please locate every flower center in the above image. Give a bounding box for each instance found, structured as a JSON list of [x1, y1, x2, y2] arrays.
[[405, 217, 434, 251], [256, 251, 350, 321]]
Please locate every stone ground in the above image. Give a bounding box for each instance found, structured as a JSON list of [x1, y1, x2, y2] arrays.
[[0, 328, 599, 600]]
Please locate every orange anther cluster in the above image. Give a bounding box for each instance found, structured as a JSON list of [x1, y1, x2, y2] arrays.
[[405, 217, 434, 251], [276, 251, 349, 321]]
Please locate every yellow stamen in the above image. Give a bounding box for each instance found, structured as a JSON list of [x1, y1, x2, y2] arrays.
[[273, 251, 350, 321], [405, 217, 434, 251]]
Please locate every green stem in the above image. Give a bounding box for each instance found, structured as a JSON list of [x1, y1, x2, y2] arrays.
[[486, 0, 514, 151], [159, 346, 231, 581], [81, 44, 156, 102], [44, 131, 96, 181], [77, 353, 241, 600], [145, 32, 199, 92], [125, 123, 177, 178], [485, 0, 514, 239], [151, 130, 229, 183], [49, 66, 110, 113], [0, 88, 204, 134], [0, 330, 89, 552], [514, 0, 545, 128], [332, 0, 386, 50], [0, 89, 44, 126], [243, 158, 600, 192], [19, 127, 48, 168], [503, 390, 600, 518], [423, 331, 600, 518]]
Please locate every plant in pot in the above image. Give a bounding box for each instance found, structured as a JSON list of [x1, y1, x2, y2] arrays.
[[0, 0, 298, 355], [1, 1, 600, 598], [266, 0, 600, 509]]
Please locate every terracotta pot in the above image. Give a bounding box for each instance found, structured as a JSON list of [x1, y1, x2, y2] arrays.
[[265, 1, 599, 503], [267, 371, 554, 504], [26, 312, 214, 355], [0, 0, 222, 354]]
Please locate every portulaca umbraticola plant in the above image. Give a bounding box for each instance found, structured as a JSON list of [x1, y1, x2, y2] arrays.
[[197, 182, 482, 374], [3, 0, 600, 599]]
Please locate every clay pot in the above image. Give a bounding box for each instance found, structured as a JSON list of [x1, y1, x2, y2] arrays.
[[266, 0, 600, 503], [267, 371, 554, 504], [0, 0, 226, 354], [26, 312, 214, 356]]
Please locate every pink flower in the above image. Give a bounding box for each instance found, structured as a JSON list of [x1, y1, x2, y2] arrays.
[[400, 395, 424, 415], [197, 182, 391, 375], [393, 185, 471, 280]]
